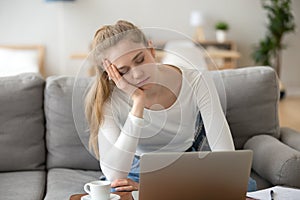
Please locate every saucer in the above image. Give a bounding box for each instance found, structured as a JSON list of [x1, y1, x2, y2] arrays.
[[81, 194, 120, 200]]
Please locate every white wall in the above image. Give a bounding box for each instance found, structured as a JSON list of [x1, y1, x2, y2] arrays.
[[0, 0, 299, 95]]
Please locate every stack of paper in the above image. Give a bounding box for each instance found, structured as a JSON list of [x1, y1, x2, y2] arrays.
[[247, 186, 300, 200]]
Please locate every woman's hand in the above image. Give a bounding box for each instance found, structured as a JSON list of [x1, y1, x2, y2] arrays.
[[111, 178, 139, 192], [103, 59, 145, 101]]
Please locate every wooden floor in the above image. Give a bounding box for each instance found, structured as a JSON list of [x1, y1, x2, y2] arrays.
[[278, 96, 300, 132]]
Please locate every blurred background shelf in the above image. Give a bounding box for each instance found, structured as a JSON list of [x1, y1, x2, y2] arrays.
[[198, 40, 240, 70]]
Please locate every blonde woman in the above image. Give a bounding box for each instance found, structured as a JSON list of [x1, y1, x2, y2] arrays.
[[85, 20, 238, 193]]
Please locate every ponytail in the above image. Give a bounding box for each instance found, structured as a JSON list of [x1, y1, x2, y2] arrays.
[[85, 70, 110, 159]]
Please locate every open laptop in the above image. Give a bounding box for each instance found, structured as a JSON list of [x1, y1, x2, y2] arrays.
[[137, 150, 253, 200]]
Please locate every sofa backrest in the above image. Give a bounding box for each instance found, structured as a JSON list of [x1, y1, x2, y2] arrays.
[[211, 66, 280, 149], [0, 73, 46, 171], [45, 76, 100, 170]]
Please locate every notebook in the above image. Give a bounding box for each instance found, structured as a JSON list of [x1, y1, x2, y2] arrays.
[[138, 150, 253, 200]]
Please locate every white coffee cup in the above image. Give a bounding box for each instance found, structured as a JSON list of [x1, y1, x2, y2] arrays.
[[84, 180, 111, 200]]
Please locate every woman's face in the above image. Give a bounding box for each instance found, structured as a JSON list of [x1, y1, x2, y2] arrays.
[[104, 40, 158, 90]]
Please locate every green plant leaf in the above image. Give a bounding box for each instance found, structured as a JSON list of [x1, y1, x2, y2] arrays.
[[251, 0, 295, 74], [215, 21, 229, 30]]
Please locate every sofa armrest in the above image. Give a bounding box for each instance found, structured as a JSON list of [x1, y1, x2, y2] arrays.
[[280, 127, 300, 151], [244, 135, 300, 188]]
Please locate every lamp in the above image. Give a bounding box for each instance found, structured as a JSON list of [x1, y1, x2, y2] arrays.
[[190, 11, 205, 42]]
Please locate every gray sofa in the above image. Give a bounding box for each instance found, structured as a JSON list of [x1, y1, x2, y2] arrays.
[[0, 66, 299, 200]]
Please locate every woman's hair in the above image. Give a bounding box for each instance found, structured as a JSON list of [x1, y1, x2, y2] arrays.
[[85, 20, 148, 159]]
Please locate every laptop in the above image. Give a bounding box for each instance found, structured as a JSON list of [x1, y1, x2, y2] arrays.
[[137, 150, 253, 200]]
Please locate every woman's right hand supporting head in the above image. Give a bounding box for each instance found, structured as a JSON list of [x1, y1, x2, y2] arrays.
[[103, 59, 145, 117]]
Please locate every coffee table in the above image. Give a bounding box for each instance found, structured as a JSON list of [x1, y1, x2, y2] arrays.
[[69, 193, 256, 200]]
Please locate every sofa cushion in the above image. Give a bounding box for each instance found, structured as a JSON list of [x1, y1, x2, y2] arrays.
[[45, 76, 100, 170], [211, 66, 280, 149], [245, 134, 300, 188], [0, 73, 45, 171], [0, 170, 46, 200], [44, 168, 101, 200]]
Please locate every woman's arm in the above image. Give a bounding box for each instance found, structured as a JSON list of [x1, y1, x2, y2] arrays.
[[195, 71, 235, 151], [98, 103, 144, 181], [98, 60, 145, 181]]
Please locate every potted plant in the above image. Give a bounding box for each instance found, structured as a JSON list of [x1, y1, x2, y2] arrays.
[[215, 21, 229, 43], [252, 0, 295, 98]]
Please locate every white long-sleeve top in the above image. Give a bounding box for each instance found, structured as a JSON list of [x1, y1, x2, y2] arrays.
[[98, 68, 235, 181]]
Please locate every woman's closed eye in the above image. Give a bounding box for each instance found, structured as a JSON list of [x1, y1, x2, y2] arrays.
[[135, 56, 144, 64], [118, 56, 145, 75], [118, 67, 129, 76]]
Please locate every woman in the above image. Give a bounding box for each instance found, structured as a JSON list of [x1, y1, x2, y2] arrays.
[[85, 20, 236, 193]]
